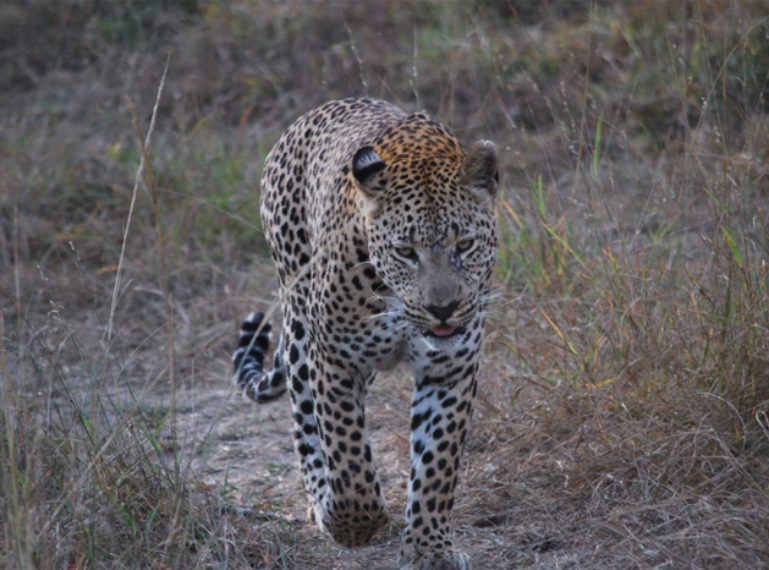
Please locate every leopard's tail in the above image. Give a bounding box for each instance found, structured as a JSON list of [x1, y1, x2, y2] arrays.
[[232, 312, 287, 402]]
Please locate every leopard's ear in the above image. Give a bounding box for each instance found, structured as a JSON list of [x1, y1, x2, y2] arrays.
[[352, 146, 387, 198], [462, 140, 498, 202]]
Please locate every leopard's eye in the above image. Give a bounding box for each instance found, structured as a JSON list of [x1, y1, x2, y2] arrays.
[[394, 246, 417, 260], [455, 238, 474, 253]]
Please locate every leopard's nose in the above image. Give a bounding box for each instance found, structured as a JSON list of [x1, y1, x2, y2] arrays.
[[426, 300, 459, 322]]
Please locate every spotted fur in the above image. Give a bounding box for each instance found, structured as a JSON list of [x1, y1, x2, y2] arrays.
[[233, 98, 498, 569]]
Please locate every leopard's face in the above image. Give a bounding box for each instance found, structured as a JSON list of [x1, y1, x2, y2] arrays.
[[351, 114, 499, 343]]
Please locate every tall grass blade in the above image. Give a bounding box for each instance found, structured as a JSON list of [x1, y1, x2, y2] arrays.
[[592, 110, 603, 179], [720, 225, 744, 269]]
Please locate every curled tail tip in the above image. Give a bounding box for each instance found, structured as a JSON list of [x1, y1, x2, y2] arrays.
[[233, 311, 272, 374], [232, 311, 288, 403]]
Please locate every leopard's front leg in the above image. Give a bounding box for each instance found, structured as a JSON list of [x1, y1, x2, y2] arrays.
[[299, 343, 389, 547], [399, 360, 478, 570]]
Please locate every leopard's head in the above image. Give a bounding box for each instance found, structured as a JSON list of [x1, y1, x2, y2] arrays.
[[351, 113, 499, 342]]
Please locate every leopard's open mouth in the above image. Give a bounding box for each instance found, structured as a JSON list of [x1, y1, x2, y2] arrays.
[[424, 325, 466, 339]]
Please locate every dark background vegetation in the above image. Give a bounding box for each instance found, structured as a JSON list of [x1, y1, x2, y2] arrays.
[[2, 1, 768, 568]]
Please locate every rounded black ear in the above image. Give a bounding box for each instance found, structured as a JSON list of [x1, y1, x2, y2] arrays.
[[352, 146, 386, 194], [462, 140, 498, 201]]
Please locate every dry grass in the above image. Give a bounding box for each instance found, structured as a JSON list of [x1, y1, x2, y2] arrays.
[[2, 1, 769, 568]]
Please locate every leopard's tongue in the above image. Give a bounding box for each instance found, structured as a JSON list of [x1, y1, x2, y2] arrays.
[[430, 325, 458, 337]]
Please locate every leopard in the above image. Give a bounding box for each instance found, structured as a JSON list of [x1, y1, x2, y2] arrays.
[[232, 97, 498, 570]]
